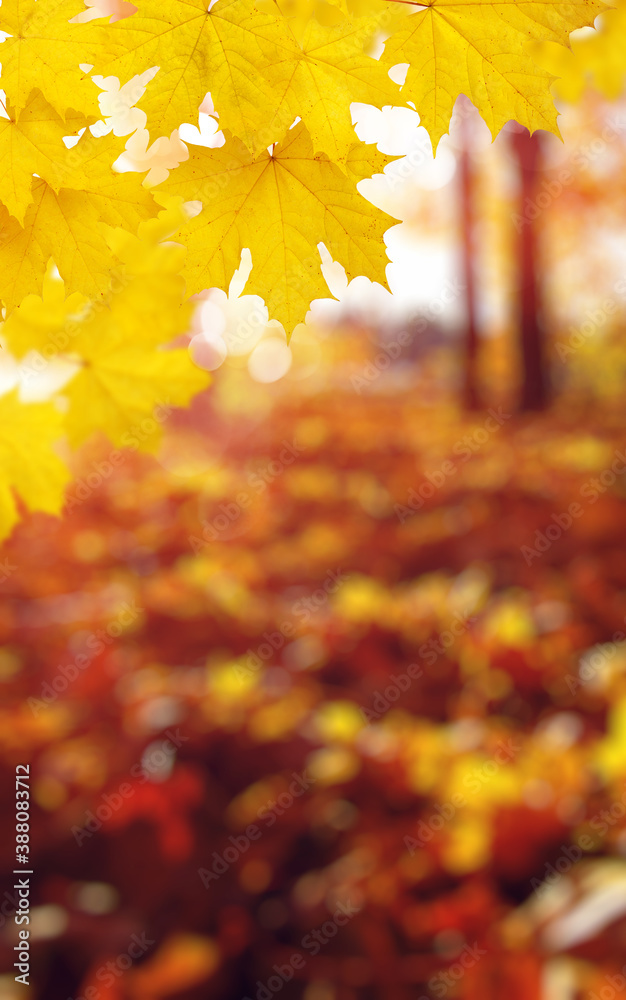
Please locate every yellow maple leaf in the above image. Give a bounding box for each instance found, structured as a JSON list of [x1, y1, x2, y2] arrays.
[[0, 131, 157, 313], [0, 390, 71, 542], [534, 0, 626, 102], [239, 11, 402, 163], [1, 262, 88, 359], [381, 0, 610, 146], [2, 202, 188, 362], [159, 121, 399, 331], [63, 316, 210, 449], [0, 0, 113, 118], [99, 203, 191, 347], [2, 229, 207, 451], [0, 90, 90, 225], [101, 194, 190, 287], [256, 0, 349, 25], [258, 0, 408, 34], [48, 130, 157, 228], [82, 0, 297, 139]]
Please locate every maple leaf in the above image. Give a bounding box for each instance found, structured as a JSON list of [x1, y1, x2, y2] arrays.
[[1, 262, 88, 359], [49, 130, 157, 227], [2, 226, 207, 451], [238, 11, 402, 164], [81, 0, 297, 139], [158, 121, 399, 331], [62, 318, 210, 449], [0, 131, 157, 313], [256, 0, 349, 25], [2, 203, 189, 362], [533, 0, 626, 102], [98, 210, 191, 347], [0, 0, 114, 119], [0, 90, 90, 225], [381, 0, 610, 146], [0, 390, 71, 542]]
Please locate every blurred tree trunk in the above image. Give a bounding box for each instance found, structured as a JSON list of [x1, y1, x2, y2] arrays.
[[459, 110, 480, 410], [510, 127, 548, 411]]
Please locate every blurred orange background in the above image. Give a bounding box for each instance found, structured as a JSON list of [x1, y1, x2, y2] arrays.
[[2, 80, 626, 1000]]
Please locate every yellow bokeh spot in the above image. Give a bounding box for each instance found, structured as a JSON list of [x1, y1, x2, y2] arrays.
[[482, 597, 536, 648], [314, 701, 365, 743], [333, 575, 388, 623], [131, 934, 220, 995], [72, 529, 107, 562], [226, 778, 279, 828], [593, 695, 626, 780], [33, 776, 67, 811], [286, 465, 340, 500], [210, 661, 258, 700], [295, 415, 328, 449], [307, 745, 361, 785], [442, 815, 490, 875], [249, 691, 312, 742], [406, 726, 447, 794], [0, 648, 21, 681]]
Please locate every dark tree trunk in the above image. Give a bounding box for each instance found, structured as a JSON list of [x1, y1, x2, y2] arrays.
[[510, 127, 548, 411]]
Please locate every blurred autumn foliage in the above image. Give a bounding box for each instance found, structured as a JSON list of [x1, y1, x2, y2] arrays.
[[1, 321, 626, 1000], [1, 28, 626, 999]]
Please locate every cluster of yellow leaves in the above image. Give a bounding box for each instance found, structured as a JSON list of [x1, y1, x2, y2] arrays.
[[0, 0, 614, 539], [381, 0, 609, 144], [534, 0, 626, 102], [0, 0, 610, 327], [0, 203, 209, 540]]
